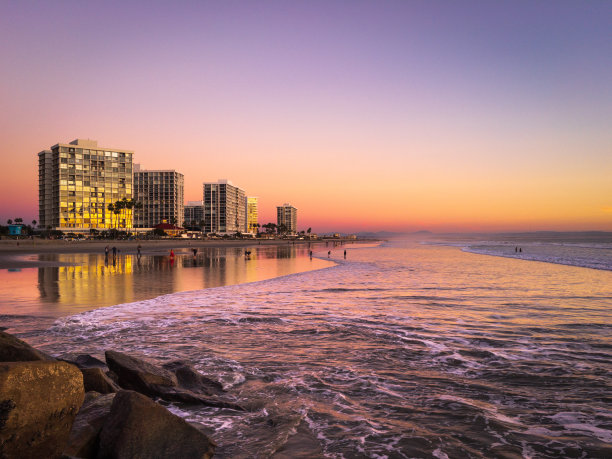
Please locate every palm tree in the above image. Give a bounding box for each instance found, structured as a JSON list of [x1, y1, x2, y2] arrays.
[[118, 198, 129, 229], [107, 203, 115, 229], [113, 206, 121, 230], [123, 198, 135, 232], [263, 222, 277, 235]]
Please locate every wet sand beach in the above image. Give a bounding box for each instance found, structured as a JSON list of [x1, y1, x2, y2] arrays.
[[0, 239, 351, 269]]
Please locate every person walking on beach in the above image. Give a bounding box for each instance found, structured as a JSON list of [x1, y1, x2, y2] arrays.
[[328, 250, 331, 258], [137, 244, 142, 259], [112, 246, 117, 260], [309, 250, 313, 259], [344, 249, 346, 259], [192, 248, 197, 257], [170, 249, 175, 259], [105, 245, 109, 258]]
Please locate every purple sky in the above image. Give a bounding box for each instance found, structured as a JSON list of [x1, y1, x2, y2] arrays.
[[1, 1, 611, 231]]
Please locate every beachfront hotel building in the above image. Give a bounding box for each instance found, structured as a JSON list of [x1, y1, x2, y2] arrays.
[[38, 139, 133, 230], [184, 200, 204, 228], [246, 197, 258, 234], [277, 203, 297, 234], [203, 180, 246, 234], [133, 165, 184, 228]]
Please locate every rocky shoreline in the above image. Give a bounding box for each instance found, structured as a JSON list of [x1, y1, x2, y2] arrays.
[[0, 330, 232, 458]]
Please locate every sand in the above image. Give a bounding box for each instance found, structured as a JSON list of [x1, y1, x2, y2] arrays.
[[0, 238, 352, 268]]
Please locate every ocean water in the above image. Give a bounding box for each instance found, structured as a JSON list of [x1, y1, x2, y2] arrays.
[[12, 240, 612, 458]]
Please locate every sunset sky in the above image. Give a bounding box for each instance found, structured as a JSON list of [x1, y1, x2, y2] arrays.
[[1, 1, 610, 233]]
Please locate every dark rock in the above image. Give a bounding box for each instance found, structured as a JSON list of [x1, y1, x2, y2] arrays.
[[0, 330, 55, 362], [0, 361, 85, 458], [162, 360, 224, 395], [153, 385, 246, 411], [104, 350, 177, 396], [82, 368, 121, 394], [97, 390, 215, 459], [105, 351, 244, 410], [83, 391, 103, 404], [60, 354, 107, 370], [64, 393, 115, 458], [105, 370, 119, 384]]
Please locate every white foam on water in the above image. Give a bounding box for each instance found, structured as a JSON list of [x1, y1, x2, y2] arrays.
[[550, 412, 612, 443], [433, 448, 450, 459], [28, 240, 612, 458], [462, 242, 612, 272], [439, 395, 523, 426]]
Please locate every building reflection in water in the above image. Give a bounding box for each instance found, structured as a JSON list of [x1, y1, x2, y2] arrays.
[[0, 245, 332, 318]]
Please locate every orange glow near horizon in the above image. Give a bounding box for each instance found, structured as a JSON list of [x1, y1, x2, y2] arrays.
[[1, 130, 611, 233]]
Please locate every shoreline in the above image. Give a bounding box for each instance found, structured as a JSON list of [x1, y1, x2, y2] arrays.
[[0, 238, 365, 269]]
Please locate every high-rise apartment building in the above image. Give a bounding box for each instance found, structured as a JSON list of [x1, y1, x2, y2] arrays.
[[133, 165, 184, 228], [203, 180, 246, 234], [277, 203, 297, 234], [184, 201, 204, 228], [38, 139, 133, 230], [246, 197, 258, 234]]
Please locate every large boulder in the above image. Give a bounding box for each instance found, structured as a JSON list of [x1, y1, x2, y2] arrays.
[[60, 353, 108, 370], [152, 385, 245, 410], [163, 360, 224, 395], [105, 351, 244, 410], [0, 331, 55, 362], [104, 350, 177, 396], [64, 393, 115, 458], [0, 361, 85, 458], [96, 390, 215, 459], [82, 368, 121, 394]]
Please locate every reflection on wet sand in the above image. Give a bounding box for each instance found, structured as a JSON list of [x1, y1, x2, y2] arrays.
[[1, 246, 334, 318]]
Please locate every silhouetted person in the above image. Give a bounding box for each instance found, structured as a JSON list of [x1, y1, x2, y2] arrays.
[[112, 246, 117, 260], [515, 247, 518, 253], [519, 247, 522, 253], [344, 249, 346, 259], [309, 250, 313, 259], [192, 248, 197, 257], [328, 250, 331, 258]]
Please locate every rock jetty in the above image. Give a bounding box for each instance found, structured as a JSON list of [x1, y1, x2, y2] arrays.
[[0, 331, 223, 458]]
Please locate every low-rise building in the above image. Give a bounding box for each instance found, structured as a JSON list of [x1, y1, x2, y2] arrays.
[[184, 200, 204, 228]]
